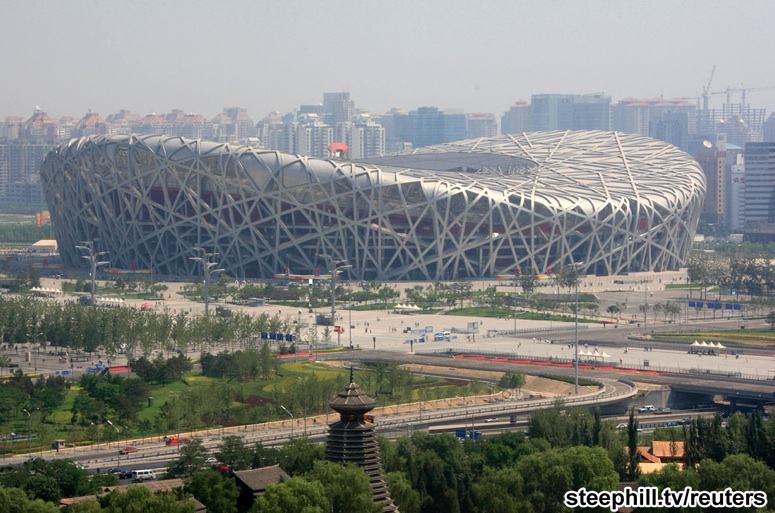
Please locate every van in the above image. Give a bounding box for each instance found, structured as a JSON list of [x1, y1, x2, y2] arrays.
[[131, 469, 156, 481]]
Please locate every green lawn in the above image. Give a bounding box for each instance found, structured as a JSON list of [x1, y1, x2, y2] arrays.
[[652, 328, 775, 348]]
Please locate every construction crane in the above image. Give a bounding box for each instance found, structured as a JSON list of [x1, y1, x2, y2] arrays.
[[701, 65, 716, 112], [712, 85, 775, 108]]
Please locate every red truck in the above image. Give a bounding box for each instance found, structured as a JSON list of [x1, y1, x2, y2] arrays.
[[164, 436, 191, 446]]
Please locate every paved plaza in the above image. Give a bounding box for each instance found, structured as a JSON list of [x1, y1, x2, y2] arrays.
[[7, 271, 775, 382]]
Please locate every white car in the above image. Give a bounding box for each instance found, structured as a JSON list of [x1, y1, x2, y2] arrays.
[[205, 457, 218, 464]]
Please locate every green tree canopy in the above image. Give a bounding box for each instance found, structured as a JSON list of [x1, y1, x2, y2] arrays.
[[183, 470, 239, 513], [250, 477, 329, 513]]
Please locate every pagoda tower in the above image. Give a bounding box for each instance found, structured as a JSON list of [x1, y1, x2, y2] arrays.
[[326, 370, 398, 513]]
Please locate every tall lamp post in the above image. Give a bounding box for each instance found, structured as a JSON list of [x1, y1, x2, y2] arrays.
[[513, 269, 518, 334], [296, 377, 307, 436], [76, 240, 110, 305], [190, 247, 224, 316], [570, 262, 584, 396], [28, 332, 43, 371], [318, 254, 351, 326], [169, 391, 181, 453], [348, 303, 353, 349], [22, 408, 31, 461], [106, 420, 120, 470], [280, 406, 294, 438], [455, 395, 469, 434]]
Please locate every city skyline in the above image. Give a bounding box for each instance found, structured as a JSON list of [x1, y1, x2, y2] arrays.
[[2, 0, 774, 120]]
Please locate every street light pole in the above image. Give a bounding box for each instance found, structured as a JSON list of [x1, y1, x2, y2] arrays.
[[348, 304, 353, 349], [169, 391, 181, 453], [75, 240, 110, 305], [644, 283, 649, 335], [190, 247, 224, 316], [106, 420, 120, 470], [280, 406, 294, 438], [296, 377, 307, 436], [570, 262, 584, 396], [318, 254, 352, 326], [22, 409, 31, 461], [514, 271, 518, 334], [575, 277, 579, 395]]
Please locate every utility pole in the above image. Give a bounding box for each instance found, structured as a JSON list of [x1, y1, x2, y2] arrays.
[[190, 247, 224, 316]]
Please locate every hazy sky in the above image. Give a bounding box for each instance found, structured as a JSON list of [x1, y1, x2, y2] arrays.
[[2, 0, 775, 121]]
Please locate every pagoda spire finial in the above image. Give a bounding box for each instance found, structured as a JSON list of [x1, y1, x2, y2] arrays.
[[349, 366, 354, 383]]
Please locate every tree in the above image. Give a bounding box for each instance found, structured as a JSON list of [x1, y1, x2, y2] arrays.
[[98, 485, 195, 512], [606, 305, 621, 321], [625, 409, 640, 481], [386, 472, 423, 513], [277, 437, 326, 476], [167, 438, 209, 477], [469, 467, 529, 513], [498, 371, 527, 398], [519, 270, 539, 304], [305, 461, 382, 513], [0, 486, 59, 513], [216, 435, 253, 471], [250, 477, 329, 513], [767, 311, 775, 330], [184, 470, 239, 513]]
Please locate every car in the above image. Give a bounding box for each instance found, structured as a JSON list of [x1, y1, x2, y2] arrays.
[[107, 467, 120, 475], [205, 457, 218, 464], [119, 446, 138, 455], [119, 470, 133, 479], [655, 407, 672, 415], [638, 405, 655, 413], [214, 463, 229, 471], [616, 423, 628, 430], [484, 418, 499, 423]]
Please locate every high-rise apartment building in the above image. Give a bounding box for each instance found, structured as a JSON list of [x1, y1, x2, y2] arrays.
[[296, 114, 333, 159], [744, 142, 775, 227], [410, 106, 466, 148], [501, 101, 531, 134], [465, 112, 498, 139], [650, 111, 691, 152], [378, 108, 413, 153], [763, 114, 775, 143], [531, 93, 610, 131], [695, 135, 727, 225], [339, 113, 385, 159], [725, 148, 745, 232], [323, 92, 355, 126], [612, 98, 695, 151]]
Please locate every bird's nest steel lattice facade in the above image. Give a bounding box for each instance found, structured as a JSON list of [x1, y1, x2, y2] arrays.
[[41, 131, 705, 281]]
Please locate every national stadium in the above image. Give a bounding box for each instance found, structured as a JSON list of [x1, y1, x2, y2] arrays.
[[40, 131, 705, 281]]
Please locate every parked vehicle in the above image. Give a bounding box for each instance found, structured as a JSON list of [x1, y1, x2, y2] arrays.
[[638, 405, 655, 413], [119, 446, 138, 454], [131, 469, 156, 481]]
